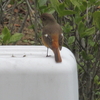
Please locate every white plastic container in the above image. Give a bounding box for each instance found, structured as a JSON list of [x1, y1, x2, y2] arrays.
[[0, 46, 78, 100]]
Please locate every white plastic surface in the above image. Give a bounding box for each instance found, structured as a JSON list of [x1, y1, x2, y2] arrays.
[[0, 46, 78, 100]]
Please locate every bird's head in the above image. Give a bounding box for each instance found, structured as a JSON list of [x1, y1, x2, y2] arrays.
[[40, 13, 56, 25]]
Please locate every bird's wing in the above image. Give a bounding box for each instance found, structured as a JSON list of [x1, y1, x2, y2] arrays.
[[59, 33, 64, 50], [42, 32, 52, 48]]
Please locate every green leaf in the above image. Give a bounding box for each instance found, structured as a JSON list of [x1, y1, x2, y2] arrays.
[[70, 0, 86, 11], [98, 82, 100, 85], [42, 6, 55, 14], [75, 15, 84, 23], [59, 10, 76, 16], [0, 34, 4, 39], [70, 0, 81, 10], [70, 0, 80, 6], [82, 1, 87, 8], [0, 40, 3, 43], [23, 40, 28, 43], [89, 0, 96, 4], [93, 11, 100, 30], [29, 41, 35, 44], [50, 0, 76, 16], [81, 51, 93, 60], [78, 21, 85, 34], [59, 3, 65, 10], [63, 23, 72, 33], [80, 27, 95, 38], [38, 5, 47, 13], [50, 0, 59, 13], [2, 27, 11, 44], [88, 39, 95, 47], [95, 1, 100, 6], [28, 25, 35, 29], [38, 0, 48, 7], [9, 33, 23, 43], [95, 91, 100, 95], [2, 26, 10, 35], [68, 36, 75, 45], [94, 75, 99, 84], [65, 0, 72, 8]]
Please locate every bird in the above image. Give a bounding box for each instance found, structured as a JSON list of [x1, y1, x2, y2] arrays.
[[40, 13, 64, 63]]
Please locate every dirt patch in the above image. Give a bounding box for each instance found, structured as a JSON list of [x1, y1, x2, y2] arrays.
[[0, 2, 38, 45]]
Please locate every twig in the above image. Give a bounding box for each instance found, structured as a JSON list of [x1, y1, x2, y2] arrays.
[[18, 10, 29, 33], [33, 0, 39, 43], [25, 0, 42, 27], [25, 0, 33, 14], [75, 35, 86, 51], [86, 1, 89, 26], [2, 0, 11, 11], [8, 2, 17, 30], [77, 59, 90, 76], [0, 0, 4, 25], [10, 12, 18, 33]]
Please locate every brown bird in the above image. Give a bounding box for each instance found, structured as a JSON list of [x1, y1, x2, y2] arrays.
[[40, 13, 64, 63]]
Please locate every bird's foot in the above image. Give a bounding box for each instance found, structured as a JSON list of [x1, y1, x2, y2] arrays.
[[46, 55, 51, 57]]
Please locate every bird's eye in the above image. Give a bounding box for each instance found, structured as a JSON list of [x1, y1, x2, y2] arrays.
[[42, 17, 46, 20]]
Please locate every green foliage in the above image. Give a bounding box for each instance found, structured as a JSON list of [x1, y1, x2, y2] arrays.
[[80, 27, 95, 38], [78, 21, 86, 36], [68, 36, 75, 45], [94, 75, 100, 85], [38, 0, 47, 7], [81, 51, 93, 60], [50, 0, 76, 16], [37, 0, 76, 15], [93, 11, 100, 30], [37, 0, 100, 99], [2, 27, 11, 44], [37, 0, 55, 14], [9, 33, 23, 43], [0, 27, 23, 45], [63, 23, 73, 34], [88, 39, 95, 47]]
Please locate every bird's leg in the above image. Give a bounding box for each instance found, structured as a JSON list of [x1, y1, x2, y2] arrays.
[[46, 48, 51, 57], [46, 48, 49, 57]]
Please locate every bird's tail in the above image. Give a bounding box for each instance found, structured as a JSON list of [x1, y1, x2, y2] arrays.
[[53, 48, 62, 63]]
